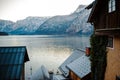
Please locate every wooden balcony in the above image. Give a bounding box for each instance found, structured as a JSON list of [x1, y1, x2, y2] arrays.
[[95, 12, 120, 35], [95, 12, 120, 30], [106, 12, 120, 29]]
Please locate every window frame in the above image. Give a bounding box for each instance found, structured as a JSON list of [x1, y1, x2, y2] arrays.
[[107, 36, 114, 49], [108, 0, 116, 13]]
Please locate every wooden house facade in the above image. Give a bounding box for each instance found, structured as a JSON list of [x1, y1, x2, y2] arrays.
[[67, 55, 91, 80], [87, 0, 120, 80], [59, 50, 91, 80], [69, 71, 91, 80]]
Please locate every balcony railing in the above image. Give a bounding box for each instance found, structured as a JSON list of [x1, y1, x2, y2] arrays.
[[106, 12, 120, 29], [95, 12, 120, 30]]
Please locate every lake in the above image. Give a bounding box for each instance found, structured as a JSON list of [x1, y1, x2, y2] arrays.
[[0, 35, 90, 80]]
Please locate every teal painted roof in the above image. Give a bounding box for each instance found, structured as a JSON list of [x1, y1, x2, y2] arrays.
[[0, 46, 29, 80]]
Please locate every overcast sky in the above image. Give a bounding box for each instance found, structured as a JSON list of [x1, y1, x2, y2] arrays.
[[0, 0, 94, 22]]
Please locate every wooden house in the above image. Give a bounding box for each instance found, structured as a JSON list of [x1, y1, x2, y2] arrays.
[[87, 0, 120, 80], [67, 55, 91, 80], [0, 46, 29, 80], [59, 50, 91, 80], [59, 50, 84, 78]]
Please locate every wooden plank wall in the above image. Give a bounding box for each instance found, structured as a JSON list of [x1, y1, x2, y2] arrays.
[[70, 71, 81, 80], [94, 0, 120, 30]]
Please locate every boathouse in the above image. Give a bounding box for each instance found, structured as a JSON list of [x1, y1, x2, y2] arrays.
[[59, 50, 91, 80], [0, 46, 29, 80]]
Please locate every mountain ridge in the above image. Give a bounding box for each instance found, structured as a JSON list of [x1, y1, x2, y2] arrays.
[[0, 5, 93, 35]]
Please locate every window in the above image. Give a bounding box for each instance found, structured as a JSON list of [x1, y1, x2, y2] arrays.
[[107, 36, 113, 48], [108, 0, 116, 13]]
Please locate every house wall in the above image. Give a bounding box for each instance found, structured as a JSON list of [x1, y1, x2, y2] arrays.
[[89, 0, 120, 80], [93, 0, 107, 29], [21, 65, 25, 80], [116, 0, 120, 12], [94, 0, 120, 30], [70, 71, 81, 80], [105, 35, 120, 80], [69, 71, 91, 80]]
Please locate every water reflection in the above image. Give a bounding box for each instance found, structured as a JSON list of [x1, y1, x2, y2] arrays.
[[0, 35, 90, 80]]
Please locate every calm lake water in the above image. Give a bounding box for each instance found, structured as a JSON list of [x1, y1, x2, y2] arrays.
[[0, 35, 90, 80]]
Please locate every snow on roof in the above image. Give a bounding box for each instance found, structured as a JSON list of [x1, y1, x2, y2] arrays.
[[67, 54, 91, 78], [59, 50, 84, 77]]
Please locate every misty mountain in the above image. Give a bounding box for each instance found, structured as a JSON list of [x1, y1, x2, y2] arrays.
[[35, 5, 93, 35], [0, 20, 14, 33], [35, 13, 78, 35], [10, 17, 49, 34], [66, 8, 93, 35], [0, 5, 93, 35]]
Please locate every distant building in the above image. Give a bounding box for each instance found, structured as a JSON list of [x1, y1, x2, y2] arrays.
[[0, 46, 29, 80], [59, 50, 91, 80], [87, 0, 120, 80]]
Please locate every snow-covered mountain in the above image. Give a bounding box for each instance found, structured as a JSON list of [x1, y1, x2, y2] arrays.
[[66, 8, 93, 35], [35, 13, 78, 34], [74, 5, 86, 13], [0, 20, 14, 33], [0, 5, 93, 35], [35, 5, 93, 35], [11, 17, 49, 34]]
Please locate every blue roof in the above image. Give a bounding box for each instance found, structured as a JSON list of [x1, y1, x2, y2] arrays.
[[0, 46, 29, 80], [67, 54, 91, 78], [59, 50, 84, 77]]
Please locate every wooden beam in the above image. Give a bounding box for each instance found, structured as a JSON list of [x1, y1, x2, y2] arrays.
[[95, 29, 120, 35]]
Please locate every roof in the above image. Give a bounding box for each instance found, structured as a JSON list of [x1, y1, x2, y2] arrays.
[[67, 54, 91, 78], [87, 0, 104, 22], [85, 1, 95, 9], [59, 50, 84, 77], [0, 46, 29, 80]]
